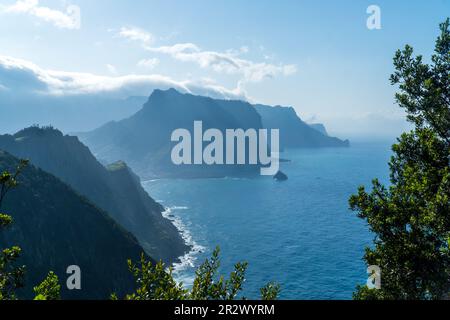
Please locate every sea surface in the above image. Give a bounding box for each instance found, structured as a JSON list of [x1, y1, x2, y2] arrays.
[[142, 141, 394, 299]]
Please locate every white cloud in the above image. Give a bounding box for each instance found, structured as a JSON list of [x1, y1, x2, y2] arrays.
[[116, 26, 297, 84], [106, 64, 118, 75], [2, 0, 36, 13], [240, 46, 249, 54], [144, 42, 297, 83], [118, 26, 154, 44], [137, 58, 159, 70], [1, 0, 81, 30], [0, 55, 247, 100]]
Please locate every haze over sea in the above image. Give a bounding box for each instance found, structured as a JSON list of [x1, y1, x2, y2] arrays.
[[143, 141, 393, 299]]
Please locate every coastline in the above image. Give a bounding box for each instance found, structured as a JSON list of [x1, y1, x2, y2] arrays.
[[161, 206, 205, 286]]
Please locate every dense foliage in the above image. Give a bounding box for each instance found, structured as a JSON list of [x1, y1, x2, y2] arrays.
[[0, 160, 61, 301], [0, 150, 149, 299], [350, 19, 450, 300], [0, 160, 28, 300], [33, 272, 61, 300], [116, 247, 280, 300]]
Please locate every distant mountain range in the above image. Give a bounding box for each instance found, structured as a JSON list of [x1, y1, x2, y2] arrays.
[[78, 88, 264, 179], [254, 104, 349, 148], [79, 89, 349, 179], [0, 93, 146, 134], [0, 151, 148, 299], [0, 126, 188, 263]]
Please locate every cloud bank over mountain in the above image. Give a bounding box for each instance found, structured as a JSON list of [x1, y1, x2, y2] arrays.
[[0, 55, 251, 134], [0, 54, 409, 139], [0, 55, 246, 100]]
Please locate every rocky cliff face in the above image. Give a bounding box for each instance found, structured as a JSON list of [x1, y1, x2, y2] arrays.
[[0, 126, 189, 263], [79, 89, 349, 179], [254, 104, 349, 149], [79, 88, 264, 179], [308, 123, 329, 136], [0, 151, 148, 299]]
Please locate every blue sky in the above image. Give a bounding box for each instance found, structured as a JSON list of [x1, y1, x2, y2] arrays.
[[0, 0, 449, 138]]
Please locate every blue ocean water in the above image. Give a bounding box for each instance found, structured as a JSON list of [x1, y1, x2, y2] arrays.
[[142, 141, 394, 300]]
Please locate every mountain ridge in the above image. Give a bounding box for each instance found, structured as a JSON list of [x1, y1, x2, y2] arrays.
[[0, 150, 148, 299], [79, 89, 349, 179], [0, 126, 189, 263], [254, 104, 349, 149], [79, 88, 264, 179]]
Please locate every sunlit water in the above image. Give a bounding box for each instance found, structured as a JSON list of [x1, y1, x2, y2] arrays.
[[142, 141, 393, 299]]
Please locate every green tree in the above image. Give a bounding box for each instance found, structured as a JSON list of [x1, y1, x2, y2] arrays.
[[260, 282, 281, 300], [121, 254, 187, 300], [0, 160, 28, 300], [119, 246, 280, 300], [350, 19, 450, 300], [190, 247, 248, 300], [1, 159, 61, 301], [33, 271, 61, 300]]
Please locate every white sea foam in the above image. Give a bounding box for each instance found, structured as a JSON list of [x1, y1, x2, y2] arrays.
[[142, 179, 161, 183], [223, 176, 250, 181], [162, 206, 205, 286], [170, 206, 189, 210]]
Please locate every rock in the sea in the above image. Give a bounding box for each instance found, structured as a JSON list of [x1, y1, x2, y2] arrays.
[[274, 170, 288, 181]]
